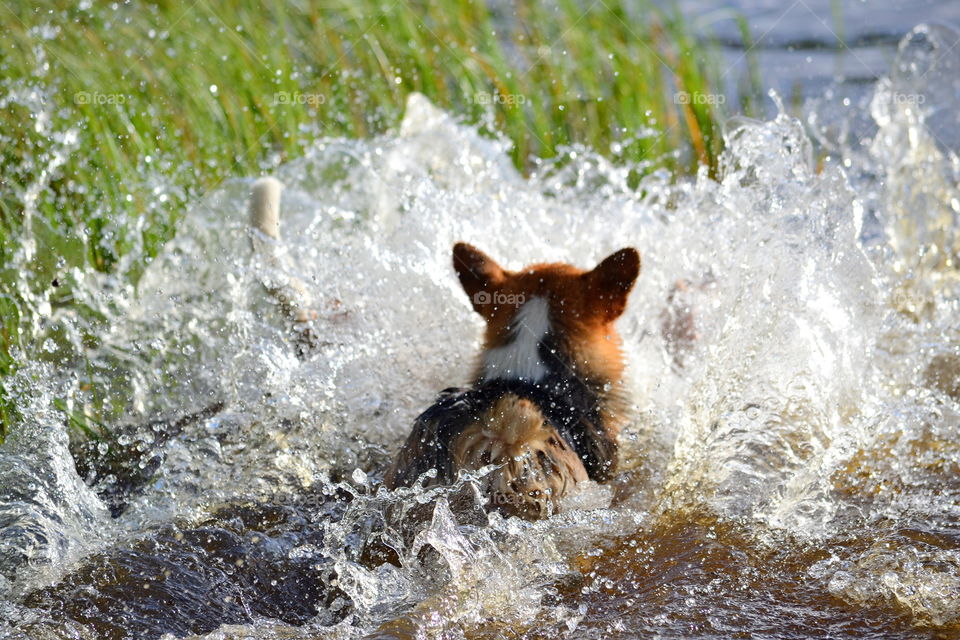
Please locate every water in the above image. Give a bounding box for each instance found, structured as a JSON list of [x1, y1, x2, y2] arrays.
[[670, 0, 960, 107], [2, 22, 960, 640]]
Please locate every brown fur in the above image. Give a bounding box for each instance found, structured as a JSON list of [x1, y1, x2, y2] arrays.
[[452, 395, 589, 519], [385, 243, 640, 519], [453, 243, 637, 388]]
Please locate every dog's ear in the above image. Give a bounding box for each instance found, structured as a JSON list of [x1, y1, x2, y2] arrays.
[[453, 242, 506, 314], [584, 248, 640, 320]]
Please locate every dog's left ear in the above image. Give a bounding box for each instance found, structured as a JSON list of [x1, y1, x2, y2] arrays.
[[585, 248, 641, 320]]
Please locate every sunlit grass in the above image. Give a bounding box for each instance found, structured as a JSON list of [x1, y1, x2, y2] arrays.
[[0, 0, 747, 439]]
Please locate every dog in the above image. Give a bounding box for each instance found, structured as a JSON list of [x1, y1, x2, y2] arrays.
[[384, 242, 640, 519]]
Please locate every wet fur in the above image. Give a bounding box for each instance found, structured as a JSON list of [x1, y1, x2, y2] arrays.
[[384, 243, 640, 519]]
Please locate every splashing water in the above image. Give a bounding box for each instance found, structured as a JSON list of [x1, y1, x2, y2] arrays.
[[2, 23, 960, 640]]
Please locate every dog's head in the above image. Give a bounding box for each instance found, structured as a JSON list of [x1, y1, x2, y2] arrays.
[[452, 242, 640, 385]]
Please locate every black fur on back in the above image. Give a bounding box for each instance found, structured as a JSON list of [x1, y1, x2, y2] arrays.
[[384, 331, 620, 488]]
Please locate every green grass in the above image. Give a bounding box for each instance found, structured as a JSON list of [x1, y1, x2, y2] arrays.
[[0, 0, 740, 440]]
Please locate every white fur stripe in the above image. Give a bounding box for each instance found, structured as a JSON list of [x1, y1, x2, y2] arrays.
[[481, 297, 550, 382]]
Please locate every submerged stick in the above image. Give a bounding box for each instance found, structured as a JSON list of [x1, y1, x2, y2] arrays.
[[72, 401, 227, 517], [248, 177, 319, 355], [249, 176, 282, 240]]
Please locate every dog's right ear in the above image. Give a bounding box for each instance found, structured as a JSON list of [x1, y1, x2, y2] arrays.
[[585, 247, 641, 321], [453, 242, 506, 314]]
